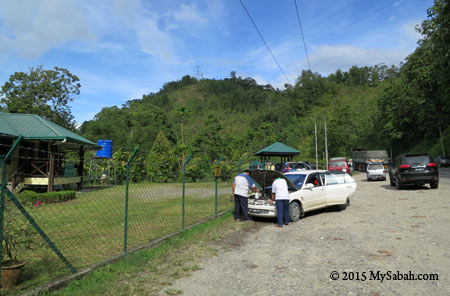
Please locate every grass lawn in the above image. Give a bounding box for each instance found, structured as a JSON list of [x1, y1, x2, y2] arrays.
[[3, 181, 233, 294], [42, 212, 250, 296]]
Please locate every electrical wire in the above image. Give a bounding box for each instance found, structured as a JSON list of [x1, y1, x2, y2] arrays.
[[294, 0, 311, 72], [238, 0, 292, 85]]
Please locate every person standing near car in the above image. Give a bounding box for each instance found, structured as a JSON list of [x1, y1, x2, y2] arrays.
[[270, 176, 290, 227], [232, 169, 258, 221]]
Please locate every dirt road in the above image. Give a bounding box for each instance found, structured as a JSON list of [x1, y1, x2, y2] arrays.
[[162, 172, 450, 295]]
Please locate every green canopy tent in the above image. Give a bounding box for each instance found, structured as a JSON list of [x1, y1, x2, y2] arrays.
[[254, 142, 300, 170]]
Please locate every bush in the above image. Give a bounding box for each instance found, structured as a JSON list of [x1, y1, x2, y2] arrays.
[[17, 190, 76, 205], [2, 205, 35, 262]]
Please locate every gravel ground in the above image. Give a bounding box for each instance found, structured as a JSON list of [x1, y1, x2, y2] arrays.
[[161, 171, 450, 296]]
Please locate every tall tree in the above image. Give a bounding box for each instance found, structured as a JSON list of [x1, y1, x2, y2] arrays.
[[192, 114, 223, 162], [0, 66, 80, 128], [146, 130, 177, 182], [376, 0, 450, 154]]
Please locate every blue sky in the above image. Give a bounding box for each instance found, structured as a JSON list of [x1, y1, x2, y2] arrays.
[[0, 0, 434, 125]]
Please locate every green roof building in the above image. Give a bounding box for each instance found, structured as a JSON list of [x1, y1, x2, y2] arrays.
[[0, 112, 98, 192], [0, 112, 97, 148]]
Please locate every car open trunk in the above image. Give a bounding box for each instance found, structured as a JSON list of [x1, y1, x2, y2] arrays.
[[248, 170, 298, 201]]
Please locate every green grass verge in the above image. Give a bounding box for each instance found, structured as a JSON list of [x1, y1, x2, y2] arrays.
[[42, 212, 247, 296]]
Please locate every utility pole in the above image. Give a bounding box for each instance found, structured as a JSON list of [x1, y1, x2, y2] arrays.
[[324, 121, 328, 170], [439, 120, 446, 157], [315, 120, 318, 170]]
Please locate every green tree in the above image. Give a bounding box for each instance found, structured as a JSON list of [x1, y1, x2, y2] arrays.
[[375, 0, 450, 154], [81, 101, 174, 152], [0, 66, 80, 128], [185, 156, 208, 182], [146, 131, 177, 182], [192, 114, 223, 162], [80, 106, 130, 146]]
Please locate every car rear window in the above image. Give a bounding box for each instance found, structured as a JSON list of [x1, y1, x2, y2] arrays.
[[321, 173, 355, 185], [402, 155, 430, 165], [368, 164, 383, 170], [291, 163, 305, 169], [325, 173, 345, 185], [285, 174, 307, 188], [344, 174, 355, 183], [330, 161, 346, 167]]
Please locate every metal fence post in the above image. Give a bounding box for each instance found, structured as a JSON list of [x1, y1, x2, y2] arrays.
[[124, 147, 139, 254], [214, 156, 223, 216], [182, 153, 193, 230], [1, 136, 22, 286]]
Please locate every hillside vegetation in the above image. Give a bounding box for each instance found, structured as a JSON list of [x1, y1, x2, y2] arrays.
[[81, 66, 400, 163]]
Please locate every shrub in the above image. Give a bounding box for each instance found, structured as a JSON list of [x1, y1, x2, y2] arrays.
[[2, 205, 35, 263], [17, 190, 76, 205]]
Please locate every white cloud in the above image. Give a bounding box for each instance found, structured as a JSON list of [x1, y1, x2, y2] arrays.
[[401, 21, 422, 40], [0, 0, 96, 59], [172, 3, 207, 24], [100, 2, 200, 64], [136, 18, 178, 62], [306, 45, 408, 74], [251, 75, 268, 86]]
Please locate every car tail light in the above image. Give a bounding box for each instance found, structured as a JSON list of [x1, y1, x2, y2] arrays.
[[427, 163, 437, 167], [399, 164, 411, 169]]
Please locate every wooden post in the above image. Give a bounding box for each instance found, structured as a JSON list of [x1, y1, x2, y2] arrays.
[[77, 146, 85, 191], [48, 153, 54, 192]]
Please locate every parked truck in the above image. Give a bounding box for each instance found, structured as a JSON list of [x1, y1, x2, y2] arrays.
[[351, 149, 389, 172]]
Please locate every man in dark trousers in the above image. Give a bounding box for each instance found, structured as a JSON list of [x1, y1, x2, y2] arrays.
[[232, 169, 258, 221], [270, 176, 290, 227]]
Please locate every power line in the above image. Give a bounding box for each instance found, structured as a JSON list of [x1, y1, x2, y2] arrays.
[[238, 0, 291, 86], [294, 0, 311, 72]]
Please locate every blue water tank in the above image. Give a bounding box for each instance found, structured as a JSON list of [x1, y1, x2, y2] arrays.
[[96, 140, 113, 158]]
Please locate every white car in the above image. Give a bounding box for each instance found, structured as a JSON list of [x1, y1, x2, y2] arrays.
[[248, 170, 356, 222], [366, 162, 386, 181]]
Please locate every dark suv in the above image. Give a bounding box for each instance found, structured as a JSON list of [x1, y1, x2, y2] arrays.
[[389, 153, 439, 189]]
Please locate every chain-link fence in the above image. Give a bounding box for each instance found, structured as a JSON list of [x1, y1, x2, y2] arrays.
[[0, 143, 241, 293]]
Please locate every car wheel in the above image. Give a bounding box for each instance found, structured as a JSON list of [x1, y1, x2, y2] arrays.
[[338, 198, 350, 211], [389, 174, 395, 186], [430, 181, 439, 189], [289, 202, 302, 222], [396, 178, 404, 190]]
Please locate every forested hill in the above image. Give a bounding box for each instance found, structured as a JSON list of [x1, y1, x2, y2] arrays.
[[78, 64, 430, 163], [82, 67, 392, 161]]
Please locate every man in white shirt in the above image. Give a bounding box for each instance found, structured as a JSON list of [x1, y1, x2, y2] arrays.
[[232, 169, 258, 221], [270, 176, 290, 227]]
